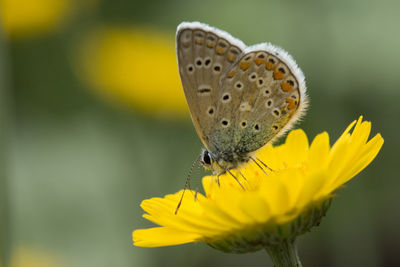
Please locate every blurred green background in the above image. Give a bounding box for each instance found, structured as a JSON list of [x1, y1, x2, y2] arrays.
[[0, 0, 398, 266]]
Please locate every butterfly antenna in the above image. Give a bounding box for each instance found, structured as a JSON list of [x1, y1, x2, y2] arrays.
[[191, 158, 202, 195], [175, 155, 200, 215]]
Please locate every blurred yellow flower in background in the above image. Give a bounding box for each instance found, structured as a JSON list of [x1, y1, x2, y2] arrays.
[[0, 0, 98, 39], [0, 247, 65, 267], [133, 117, 383, 253], [76, 27, 188, 118], [0, 0, 70, 38]]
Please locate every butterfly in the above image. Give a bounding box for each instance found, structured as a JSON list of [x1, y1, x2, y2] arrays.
[[176, 21, 307, 180]]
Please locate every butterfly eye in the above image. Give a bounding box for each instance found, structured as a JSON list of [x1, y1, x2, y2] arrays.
[[200, 150, 212, 166], [203, 152, 211, 165]]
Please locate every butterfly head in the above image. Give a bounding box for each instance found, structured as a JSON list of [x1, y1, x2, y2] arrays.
[[200, 148, 243, 173], [200, 148, 227, 173], [200, 149, 214, 170]]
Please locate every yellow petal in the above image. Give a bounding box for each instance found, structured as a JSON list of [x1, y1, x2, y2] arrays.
[[141, 195, 226, 236], [331, 133, 384, 189], [133, 227, 201, 247], [239, 193, 271, 223], [259, 173, 291, 215], [308, 132, 330, 171], [281, 129, 309, 166]]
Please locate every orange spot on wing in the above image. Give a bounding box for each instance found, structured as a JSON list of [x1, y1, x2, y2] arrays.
[[183, 42, 190, 47], [265, 62, 275, 70], [281, 81, 294, 92], [240, 61, 251, 70], [206, 42, 214, 48], [286, 98, 297, 110], [254, 58, 264, 66], [195, 39, 203, 45], [273, 70, 285, 80], [227, 70, 235, 78], [216, 48, 225, 54], [227, 54, 236, 62]]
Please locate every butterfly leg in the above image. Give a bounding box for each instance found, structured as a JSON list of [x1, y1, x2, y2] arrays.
[[237, 169, 247, 181], [226, 169, 245, 190], [216, 172, 224, 187], [250, 157, 270, 176], [255, 156, 275, 172]]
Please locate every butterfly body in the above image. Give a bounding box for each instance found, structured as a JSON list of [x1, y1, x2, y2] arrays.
[[176, 22, 307, 174]]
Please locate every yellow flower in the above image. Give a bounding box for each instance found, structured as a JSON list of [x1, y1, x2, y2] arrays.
[[75, 27, 188, 118], [0, 0, 71, 38], [133, 117, 383, 252], [1, 247, 65, 267]]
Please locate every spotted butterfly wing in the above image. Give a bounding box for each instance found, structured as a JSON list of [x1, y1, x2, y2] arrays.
[[176, 22, 307, 166], [176, 22, 246, 153], [215, 44, 308, 156]]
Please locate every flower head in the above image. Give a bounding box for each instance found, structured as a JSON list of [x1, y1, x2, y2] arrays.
[[0, 0, 71, 38], [0, 0, 98, 39], [75, 27, 188, 118], [133, 117, 383, 252]]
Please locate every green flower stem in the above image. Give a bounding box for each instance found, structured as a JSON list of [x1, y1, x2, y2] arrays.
[[0, 22, 12, 266], [265, 239, 302, 267]]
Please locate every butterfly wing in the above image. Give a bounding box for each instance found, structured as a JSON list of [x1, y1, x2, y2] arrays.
[[214, 43, 308, 155], [176, 22, 245, 152]]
